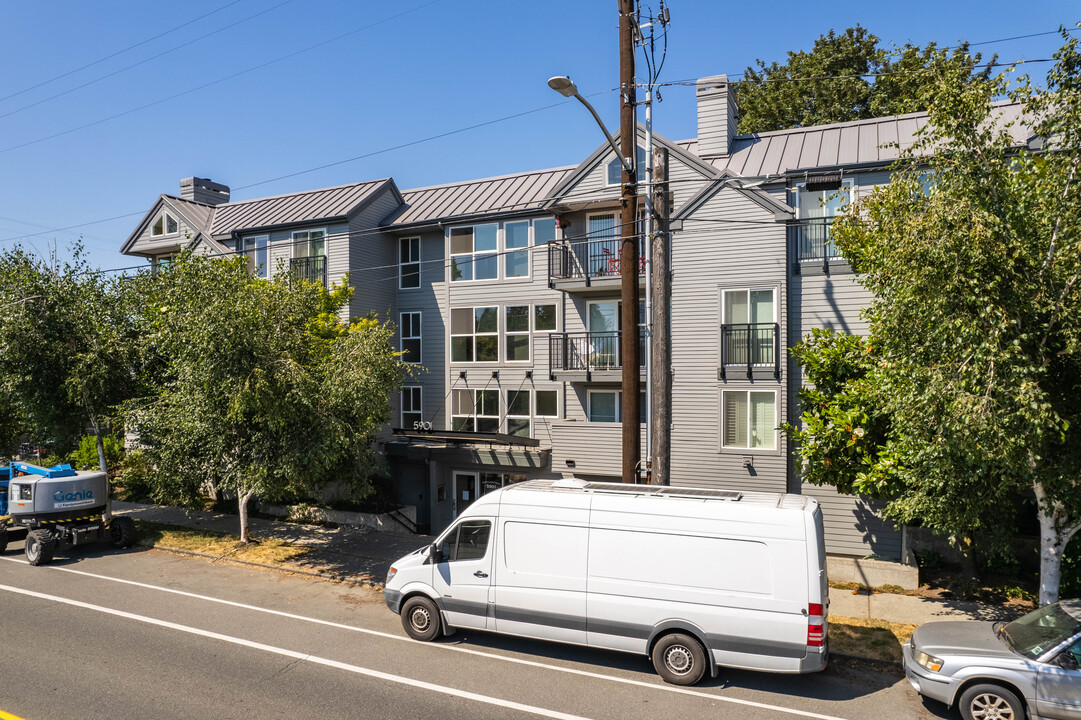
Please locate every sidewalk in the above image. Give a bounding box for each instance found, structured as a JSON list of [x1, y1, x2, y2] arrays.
[[114, 501, 1022, 625], [112, 501, 430, 586]]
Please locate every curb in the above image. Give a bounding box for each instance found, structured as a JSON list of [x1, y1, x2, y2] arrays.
[[144, 543, 386, 590]]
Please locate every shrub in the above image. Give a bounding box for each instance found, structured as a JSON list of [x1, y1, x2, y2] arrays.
[[70, 434, 126, 475]]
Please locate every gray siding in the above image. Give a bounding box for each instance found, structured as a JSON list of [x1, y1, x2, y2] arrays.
[[668, 186, 789, 493], [348, 188, 402, 322], [549, 422, 647, 478]]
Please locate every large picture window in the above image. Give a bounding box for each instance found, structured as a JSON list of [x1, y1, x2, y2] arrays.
[[505, 305, 530, 362], [451, 307, 498, 363], [452, 389, 499, 432], [450, 224, 498, 282], [399, 237, 420, 289], [722, 390, 777, 450], [400, 312, 421, 364], [587, 390, 646, 423]]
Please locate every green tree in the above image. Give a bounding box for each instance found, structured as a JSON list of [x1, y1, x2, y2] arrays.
[[736, 26, 994, 134], [789, 28, 1081, 605], [128, 253, 406, 541], [0, 245, 140, 472]]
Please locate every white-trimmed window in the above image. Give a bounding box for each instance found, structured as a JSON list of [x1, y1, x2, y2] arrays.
[[399, 237, 420, 289], [587, 390, 645, 423], [401, 386, 422, 428], [506, 390, 531, 437], [722, 390, 777, 450], [605, 146, 647, 185], [452, 389, 499, 432], [534, 304, 557, 332], [151, 211, 179, 237], [722, 287, 777, 367], [450, 223, 498, 282], [450, 307, 498, 363], [241, 234, 269, 279], [505, 305, 530, 362], [535, 389, 558, 418], [504, 221, 530, 278], [293, 228, 326, 258], [400, 312, 421, 364]]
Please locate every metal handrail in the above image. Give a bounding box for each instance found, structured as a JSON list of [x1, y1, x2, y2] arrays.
[[547, 237, 646, 283], [720, 323, 780, 379], [790, 218, 842, 266], [290, 255, 328, 286], [549, 331, 645, 374]]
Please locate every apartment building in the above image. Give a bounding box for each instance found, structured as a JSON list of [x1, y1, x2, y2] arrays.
[[120, 74, 1033, 552]]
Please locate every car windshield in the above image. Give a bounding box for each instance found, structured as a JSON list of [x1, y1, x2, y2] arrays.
[[1002, 602, 1081, 660]]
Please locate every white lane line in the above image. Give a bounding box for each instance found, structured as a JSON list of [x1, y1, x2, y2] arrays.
[[0, 582, 591, 720], [0, 557, 850, 720]]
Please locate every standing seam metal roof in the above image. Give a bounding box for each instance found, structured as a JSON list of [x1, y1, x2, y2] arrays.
[[390, 167, 576, 227], [208, 179, 392, 236]]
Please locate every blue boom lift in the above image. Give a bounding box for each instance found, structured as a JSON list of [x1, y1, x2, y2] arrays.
[[0, 461, 137, 565]]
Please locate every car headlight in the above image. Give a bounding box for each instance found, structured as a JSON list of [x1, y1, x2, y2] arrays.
[[916, 651, 944, 672]]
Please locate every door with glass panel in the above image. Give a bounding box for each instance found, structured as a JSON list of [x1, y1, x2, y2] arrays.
[[723, 289, 775, 367], [292, 229, 326, 284], [587, 301, 620, 369], [797, 182, 850, 260]]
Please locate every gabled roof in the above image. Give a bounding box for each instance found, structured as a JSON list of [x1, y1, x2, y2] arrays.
[[209, 178, 399, 236], [544, 124, 791, 219], [121, 195, 218, 256], [386, 167, 576, 228], [678, 101, 1030, 178]]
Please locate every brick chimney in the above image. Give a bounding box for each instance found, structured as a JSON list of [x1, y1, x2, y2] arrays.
[[696, 75, 739, 157], [180, 177, 230, 205]]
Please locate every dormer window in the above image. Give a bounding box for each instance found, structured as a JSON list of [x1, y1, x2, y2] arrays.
[[151, 211, 179, 237], [606, 146, 647, 185]]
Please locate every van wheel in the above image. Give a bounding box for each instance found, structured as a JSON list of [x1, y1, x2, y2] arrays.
[[652, 632, 708, 685], [959, 683, 1025, 720], [401, 596, 442, 642]]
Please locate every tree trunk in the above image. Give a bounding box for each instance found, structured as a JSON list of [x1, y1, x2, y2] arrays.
[[1034, 480, 1080, 606], [88, 416, 108, 473], [238, 490, 255, 543]]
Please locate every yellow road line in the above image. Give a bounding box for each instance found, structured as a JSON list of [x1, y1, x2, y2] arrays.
[[0, 710, 28, 720]]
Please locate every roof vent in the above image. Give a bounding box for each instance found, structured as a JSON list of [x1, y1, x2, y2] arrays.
[[180, 177, 230, 205]]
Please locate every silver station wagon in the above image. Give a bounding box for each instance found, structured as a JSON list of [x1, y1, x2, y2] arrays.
[[903, 599, 1081, 720]]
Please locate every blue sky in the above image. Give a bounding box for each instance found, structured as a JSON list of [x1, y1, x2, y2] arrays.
[[0, 1, 1076, 270]]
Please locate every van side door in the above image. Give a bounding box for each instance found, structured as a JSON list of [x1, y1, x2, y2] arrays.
[[432, 518, 494, 630]]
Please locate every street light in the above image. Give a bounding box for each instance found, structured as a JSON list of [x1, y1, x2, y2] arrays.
[[547, 76, 633, 175]]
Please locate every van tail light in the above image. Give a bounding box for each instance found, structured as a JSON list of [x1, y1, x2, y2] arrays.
[[807, 603, 825, 647]]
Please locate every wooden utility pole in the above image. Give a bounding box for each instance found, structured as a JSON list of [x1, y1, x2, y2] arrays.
[[618, 0, 640, 484], [650, 146, 670, 485]]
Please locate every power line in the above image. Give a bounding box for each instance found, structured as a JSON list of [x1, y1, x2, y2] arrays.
[[0, 0, 245, 105], [0, 0, 442, 156], [0, 0, 298, 122]]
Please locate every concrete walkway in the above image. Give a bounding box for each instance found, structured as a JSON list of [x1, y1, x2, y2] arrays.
[[114, 501, 1023, 625]]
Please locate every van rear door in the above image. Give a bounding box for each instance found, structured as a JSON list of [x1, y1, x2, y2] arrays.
[[433, 518, 495, 630]]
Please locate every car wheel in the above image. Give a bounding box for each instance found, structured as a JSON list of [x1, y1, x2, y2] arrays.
[[959, 683, 1026, 720], [25, 529, 56, 566], [651, 632, 708, 686], [401, 596, 442, 642]]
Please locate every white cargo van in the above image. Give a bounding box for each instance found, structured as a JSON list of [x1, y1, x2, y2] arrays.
[[384, 478, 829, 685]]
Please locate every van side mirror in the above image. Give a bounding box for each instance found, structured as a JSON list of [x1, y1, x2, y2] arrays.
[[425, 543, 440, 564]]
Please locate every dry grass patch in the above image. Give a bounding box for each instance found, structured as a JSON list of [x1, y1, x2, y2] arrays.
[[134, 520, 311, 566], [829, 616, 916, 664]]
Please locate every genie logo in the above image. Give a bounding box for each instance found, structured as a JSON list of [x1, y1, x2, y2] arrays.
[[54, 489, 94, 508]]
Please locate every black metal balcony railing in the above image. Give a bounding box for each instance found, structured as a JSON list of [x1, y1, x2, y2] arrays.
[[549, 331, 645, 375], [548, 237, 646, 284], [790, 218, 843, 266], [290, 255, 327, 286], [720, 323, 780, 379]]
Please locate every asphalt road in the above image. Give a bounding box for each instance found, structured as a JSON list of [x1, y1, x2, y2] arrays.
[[0, 542, 949, 720]]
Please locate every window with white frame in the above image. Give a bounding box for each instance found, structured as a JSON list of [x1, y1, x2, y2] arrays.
[[534, 304, 557, 332], [506, 390, 531, 437], [535, 389, 558, 418], [400, 312, 421, 364], [587, 390, 646, 423], [504, 221, 530, 278], [722, 390, 777, 450], [451, 307, 498, 363], [293, 228, 326, 258], [795, 179, 852, 261], [722, 288, 776, 366], [505, 305, 530, 362], [151, 211, 179, 237], [452, 389, 499, 432], [450, 223, 498, 282], [605, 146, 647, 185], [399, 237, 420, 289], [241, 235, 269, 279], [401, 386, 422, 428]]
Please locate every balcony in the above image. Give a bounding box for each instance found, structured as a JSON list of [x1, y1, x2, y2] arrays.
[[290, 255, 327, 286], [789, 218, 848, 274], [719, 323, 780, 380], [549, 331, 645, 381], [548, 237, 646, 293]]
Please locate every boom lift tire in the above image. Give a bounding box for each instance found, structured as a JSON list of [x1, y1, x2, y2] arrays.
[[109, 517, 138, 548], [25, 529, 56, 566], [0, 525, 6, 554]]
